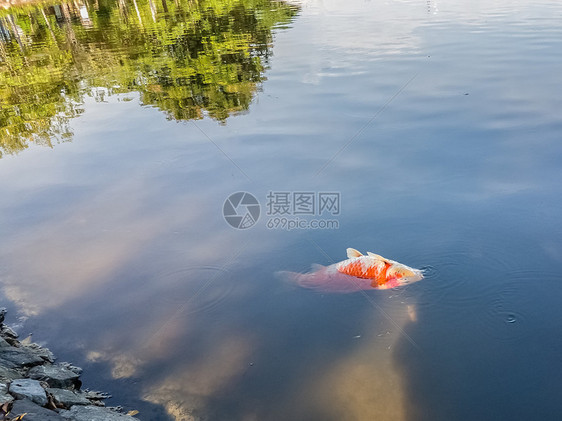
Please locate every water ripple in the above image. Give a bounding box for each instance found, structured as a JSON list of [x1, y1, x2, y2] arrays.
[[154, 266, 234, 316]]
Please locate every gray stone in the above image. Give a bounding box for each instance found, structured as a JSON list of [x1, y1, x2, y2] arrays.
[[9, 398, 64, 420], [59, 362, 83, 376], [0, 336, 11, 348], [24, 343, 56, 363], [0, 357, 18, 369], [1, 324, 18, 339], [0, 383, 14, 404], [47, 387, 91, 407], [8, 378, 48, 406], [28, 364, 81, 388], [0, 346, 44, 367], [83, 390, 110, 400], [0, 364, 21, 382], [60, 405, 137, 420]]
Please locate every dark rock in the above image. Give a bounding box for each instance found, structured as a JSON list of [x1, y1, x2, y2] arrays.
[[1, 324, 18, 340], [0, 364, 21, 382], [0, 383, 14, 404], [0, 337, 11, 348], [0, 347, 44, 367], [25, 343, 56, 363], [47, 388, 91, 407], [9, 398, 64, 420], [28, 364, 81, 389], [0, 309, 138, 419], [83, 390, 111, 401], [60, 405, 137, 420], [59, 362, 83, 376], [8, 378, 48, 406], [0, 358, 17, 369]]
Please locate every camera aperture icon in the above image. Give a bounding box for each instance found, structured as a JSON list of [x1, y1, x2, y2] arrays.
[[223, 192, 260, 229]]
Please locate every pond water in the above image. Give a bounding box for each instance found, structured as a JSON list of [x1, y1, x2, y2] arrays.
[[1, 0, 562, 419]]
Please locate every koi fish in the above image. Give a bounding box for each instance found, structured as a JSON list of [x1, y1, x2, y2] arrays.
[[278, 248, 423, 293]]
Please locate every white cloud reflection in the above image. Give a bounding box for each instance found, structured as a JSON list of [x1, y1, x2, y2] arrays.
[[0, 174, 206, 315], [298, 300, 417, 421], [143, 335, 254, 415], [1, 0, 560, 419]]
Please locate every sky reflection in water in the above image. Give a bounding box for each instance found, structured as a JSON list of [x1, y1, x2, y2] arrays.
[[1, 0, 562, 420]]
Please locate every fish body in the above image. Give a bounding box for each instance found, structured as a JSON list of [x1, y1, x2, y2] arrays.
[[278, 248, 423, 293]]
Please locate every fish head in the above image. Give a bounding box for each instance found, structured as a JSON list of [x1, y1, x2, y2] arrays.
[[386, 264, 424, 286]]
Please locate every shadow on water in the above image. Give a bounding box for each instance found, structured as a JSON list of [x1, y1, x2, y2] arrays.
[[0, 0, 299, 157]]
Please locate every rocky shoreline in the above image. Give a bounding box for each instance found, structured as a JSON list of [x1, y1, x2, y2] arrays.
[[0, 308, 139, 420]]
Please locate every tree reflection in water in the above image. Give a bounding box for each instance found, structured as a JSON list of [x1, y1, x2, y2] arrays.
[[0, 0, 299, 156]]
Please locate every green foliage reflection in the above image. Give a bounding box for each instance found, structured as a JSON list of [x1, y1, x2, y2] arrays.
[[0, 0, 298, 156]]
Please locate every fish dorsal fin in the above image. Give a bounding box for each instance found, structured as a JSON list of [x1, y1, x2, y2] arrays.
[[346, 248, 363, 259], [367, 252, 390, 263]]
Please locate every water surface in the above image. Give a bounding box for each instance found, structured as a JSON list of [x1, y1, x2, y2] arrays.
[[1, 0, 562, 420]]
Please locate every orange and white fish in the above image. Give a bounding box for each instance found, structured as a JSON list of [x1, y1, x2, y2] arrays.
[[278, 248, 423, 293]]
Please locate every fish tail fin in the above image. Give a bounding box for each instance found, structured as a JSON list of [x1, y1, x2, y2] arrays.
[[275, 270, 323, 290], [275, 270, 302, 287], [276, 268, 363, 293]]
